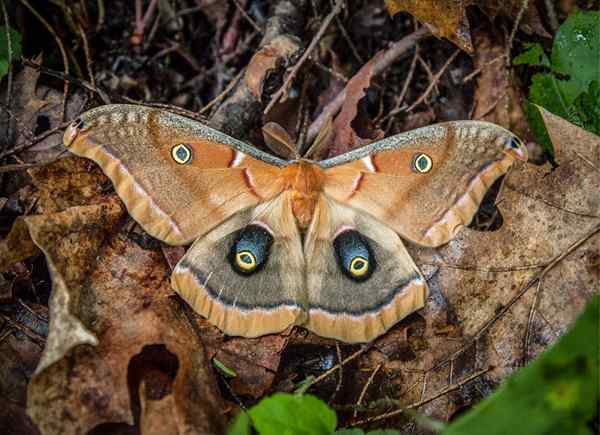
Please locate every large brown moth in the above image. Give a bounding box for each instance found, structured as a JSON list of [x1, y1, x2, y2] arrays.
[[63, 104, 528, 343]]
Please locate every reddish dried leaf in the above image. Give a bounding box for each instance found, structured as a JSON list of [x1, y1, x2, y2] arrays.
[[23, 157, 225, 434], [28, 157, 113, 214], [245, 35, 301, 101], [216, 334, 288, 398], [471, 29, 530, 140], [328, 53, 384, 157]]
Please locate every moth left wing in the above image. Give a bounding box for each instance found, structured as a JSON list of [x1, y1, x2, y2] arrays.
[[172, 192, 307, 338], [319, 121, 528, 247], [64, 104, 287, 245], [304, 195, 427, 343]]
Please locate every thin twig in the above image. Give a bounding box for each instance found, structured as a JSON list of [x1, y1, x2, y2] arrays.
[[332, 0, 363, 63], [21, 59, 110, 105], [77, 22, 96, 88], [199, 68, 245, 115], [463, 53, 506, 83], [429, 224, 600, 374], [0, 0, 13, 148], [380, 43, 420, 128], [522, 279, 543, 365], [0, 313, 46, 345], [352, 367, 492, 426], [232, 0, 263, 33], [506, 0, 529, 65], [264, 0, 344, 114], [353, 363, 383, 419], [405, 49, 461, 112], [329, 342, 344, 403], [307, 345, 372, 389], [18, 0, 70, 120], [307, 27, 429, 143]]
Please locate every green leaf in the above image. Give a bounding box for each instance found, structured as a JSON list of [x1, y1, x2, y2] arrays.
[[248, 393, 337, 435], [513, 43, 550, 67], [524, 100, 554, 155], [551, 11, 600, 104], [572, 80, 600, 135], [443, 296, 600, 435], [229, 412, 253, 435], [0, 25, 21, 80], [520, 11, 600, 147]]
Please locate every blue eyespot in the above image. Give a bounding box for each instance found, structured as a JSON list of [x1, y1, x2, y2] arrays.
[[171, 144, 193, 164], [333, 230, 375, 282], [229, 225, 273, 275]]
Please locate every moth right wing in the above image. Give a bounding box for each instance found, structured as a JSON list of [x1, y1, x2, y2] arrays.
[[303, 195, 428, 343]]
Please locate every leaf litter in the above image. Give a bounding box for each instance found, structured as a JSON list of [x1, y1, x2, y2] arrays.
[[0, 2, 598, 434]]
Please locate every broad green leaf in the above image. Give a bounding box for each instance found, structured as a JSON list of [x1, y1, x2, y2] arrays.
[[249, 393, 337, 435], [572, 80, 600, 135], [551, 11, 600, 104], [513, 43, 550, 67], [443, 296, 600, 435], [523, 100, 554, 154], [229, 412, 252, 435], [0, 25, 21, 79], [520, 11, 600, 152]]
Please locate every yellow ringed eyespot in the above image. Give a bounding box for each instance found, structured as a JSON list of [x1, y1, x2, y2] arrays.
[[412, 153, 433, 173], [349, 257, 369, 277], [235, 251, 257, 271], [171, 144, 193, 164]]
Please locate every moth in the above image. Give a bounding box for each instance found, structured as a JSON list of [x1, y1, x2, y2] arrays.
[[64, 104, 527, 343]]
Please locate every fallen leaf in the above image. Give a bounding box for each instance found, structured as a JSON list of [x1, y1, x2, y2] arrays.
[[0, 217, 39, 272], [216, 334, 288, 398], [344, 113, 598, 427], [19, 158, 226, 434], [385, 0, 548, 53], [328, 52, 384, 157], [245, 35, 301, 101], [471, 28, 531, 141], [27, 218, 226, 434]]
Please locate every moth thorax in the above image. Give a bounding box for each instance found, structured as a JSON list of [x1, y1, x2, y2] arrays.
[[283, 162, 323, 230], [291, 191, 319, 229]]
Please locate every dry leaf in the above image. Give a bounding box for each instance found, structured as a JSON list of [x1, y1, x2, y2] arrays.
[[471, 29, 530, 140], [328, 52, 384, 157], [216, 334, 288, 398], [385, 0, 548, 53], [245, 35, 301, 101], [19, 158, 226, 434], [352, 113, 598, 427]]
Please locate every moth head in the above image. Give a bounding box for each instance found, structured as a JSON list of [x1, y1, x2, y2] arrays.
[[171, 143, 193, 164], [504, 135, 528, 161], [229, 224, 274, 275], [411, 153, 433, 173], [64, 117, 85, 147], [333, 229, 375, 282]]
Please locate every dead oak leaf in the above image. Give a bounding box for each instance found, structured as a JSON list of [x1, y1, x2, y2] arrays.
[[347, 118, 598, 426], [385, 0, 548, 53], [27, 222, 226, 435]]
